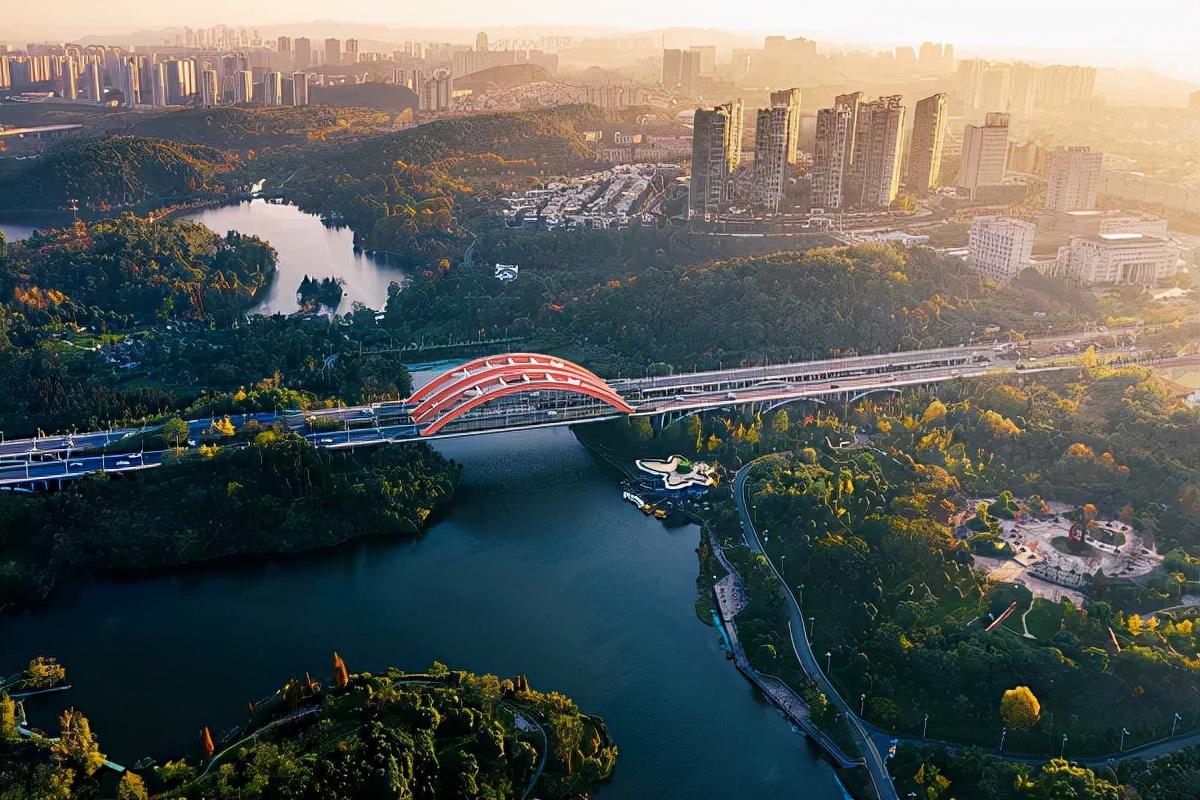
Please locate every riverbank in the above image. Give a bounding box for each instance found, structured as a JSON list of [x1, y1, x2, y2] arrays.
[[0, 435, 461, 614], [2, 663, 618, 800]]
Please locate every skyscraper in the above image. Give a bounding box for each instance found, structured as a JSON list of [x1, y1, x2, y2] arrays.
[[344, 39, 359, 65], [476, 31, 489, 52], [957, 112, 1010, 199], [233, 69, 253, 104], [199, 68, 219, 106], [1044, 146, 1103, 212], [689, 106, 731, 219], [662, 49, 682, 87], [291, 72, 309, 106], [813, 102, 853, 209], [851, 95, 906, 208], [679, 50, 701, 89], [119, 58, 138, 106], [689, 45, 716, 77], [907, 92, 947, 193], [754, 106, 790, 212], [83, 61, 102, 101], [968, 216, 1035, 284], [719, 98, 744, 171], [60, 57, 78, 100], [769, 87, 801, 164], [262, 71, 283, 106], [294, 37, 312, 69], [324, 38, 340, 67], [149, 62, 167, 107]]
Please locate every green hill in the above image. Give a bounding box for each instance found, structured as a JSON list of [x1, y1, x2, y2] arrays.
[[0, 135, 235, 214]]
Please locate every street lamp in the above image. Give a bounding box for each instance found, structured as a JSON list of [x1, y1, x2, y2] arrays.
[[1173, 712, 1183, 738], [1119, 727, 1130, 752], [809, 615, 815, 636], [860, 693, 867, 717], [825, 651, 832, 673], [1000, 727, 1007, 753], [1060, 733, 1068, 758], [923, 713, 929, 739]]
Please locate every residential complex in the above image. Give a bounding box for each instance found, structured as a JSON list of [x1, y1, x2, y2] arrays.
[[850, 95, 906, 208]]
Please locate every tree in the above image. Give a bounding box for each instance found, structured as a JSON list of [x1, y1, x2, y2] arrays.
[[1021, 758, 1120, 800], [0, 691, 17, 741], [1000, 686, 1041, 730], [162, 416, 190, 450], [116, 771, 148, 800], [52, 708, 106, 776], [772, 409, 790, 435], [551, 713, 584, 776], [200, 725, 215, 758], [332, 651, 349, 689], [26, 656, 66, 688], [920, 399, 947, 425]]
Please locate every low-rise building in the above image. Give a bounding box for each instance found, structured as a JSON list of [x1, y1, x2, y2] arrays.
[[1052, 233, 1174, 286]]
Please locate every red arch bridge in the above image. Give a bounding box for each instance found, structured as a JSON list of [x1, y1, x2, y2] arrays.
[[3, 343, 1193, 488]]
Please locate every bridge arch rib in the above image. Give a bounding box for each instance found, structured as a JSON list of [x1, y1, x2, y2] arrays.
[[408, 353, 608, 407], [411, 353, 634, 437]]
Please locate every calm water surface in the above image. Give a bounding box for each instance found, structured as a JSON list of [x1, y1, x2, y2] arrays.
[[2, 428, 847, 798], [182, 200, 409, 315]]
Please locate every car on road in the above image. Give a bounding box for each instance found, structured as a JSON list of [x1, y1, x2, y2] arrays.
[[319, 437, 334, 444], [69, 461, 84, 468], [114, 459, 131, 467], [725, 391, 738, 400]]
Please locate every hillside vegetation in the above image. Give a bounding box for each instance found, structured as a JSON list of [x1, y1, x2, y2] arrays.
[[0, 136, 236, 214]]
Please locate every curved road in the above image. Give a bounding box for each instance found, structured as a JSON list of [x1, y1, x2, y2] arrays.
[[736, 458, 1200, 788], [733, 462, 899, 800]]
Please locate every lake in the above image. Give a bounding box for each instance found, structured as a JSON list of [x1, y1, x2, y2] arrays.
[[182, 200, 409, 315]]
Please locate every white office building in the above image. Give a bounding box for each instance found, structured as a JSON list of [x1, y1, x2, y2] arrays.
[[967, 215, 1035, 284], [1053, 233, 1174, 286]]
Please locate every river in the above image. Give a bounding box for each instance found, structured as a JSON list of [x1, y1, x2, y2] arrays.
[[181, 200, 408, 315], [0, 200, 846, 798], [2, 427, 846, 798]]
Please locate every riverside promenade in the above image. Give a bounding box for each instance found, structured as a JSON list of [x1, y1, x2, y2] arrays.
[[707, 527, 861, 771]]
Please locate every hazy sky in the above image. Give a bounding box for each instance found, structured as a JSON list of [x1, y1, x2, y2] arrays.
[[7, 0, 1200, 80]]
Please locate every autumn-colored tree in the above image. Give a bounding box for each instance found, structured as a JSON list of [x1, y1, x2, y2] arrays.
[[0, 692, 17, 741], [1066, 443, 1095, 459], [772, 409, 790, 435], [1119, 504, 1134, 525], [920, 399, 947, 425], [332, 651, 349, 689], [210, 416, 236, 436], [706, 433, 720, 452], [1000, 686, 1041, 730], [26, 656, 66, 688], [116, 771, 149, 800], [200, 726, 215, 758], [52, 708, 106, 776]]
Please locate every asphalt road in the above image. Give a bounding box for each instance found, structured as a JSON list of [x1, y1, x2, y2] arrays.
[[733, 462, 900, 800]]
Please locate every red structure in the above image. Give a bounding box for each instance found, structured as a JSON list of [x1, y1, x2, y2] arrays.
[[409, 353, 634, 436]]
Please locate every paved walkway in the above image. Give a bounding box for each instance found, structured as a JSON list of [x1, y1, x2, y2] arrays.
[[733, 461, 900, 800]]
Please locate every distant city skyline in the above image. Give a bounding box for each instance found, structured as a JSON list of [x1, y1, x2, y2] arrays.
[[4, 1, 1199, 82]]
